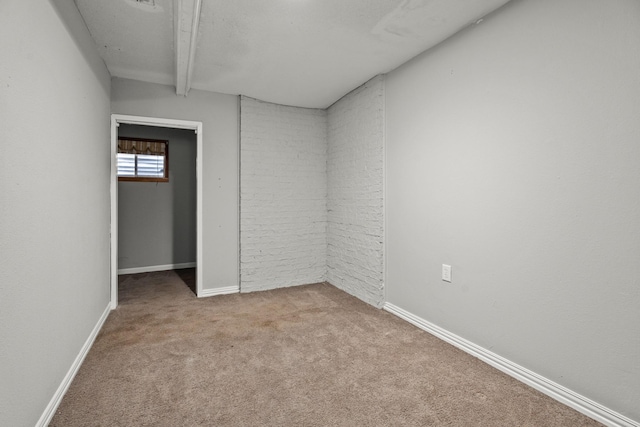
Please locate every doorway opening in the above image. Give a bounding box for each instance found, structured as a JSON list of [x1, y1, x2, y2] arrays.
[[110, 114, 203, 309]]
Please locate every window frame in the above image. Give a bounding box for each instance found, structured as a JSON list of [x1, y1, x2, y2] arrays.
[[117, 136, 169, 182]]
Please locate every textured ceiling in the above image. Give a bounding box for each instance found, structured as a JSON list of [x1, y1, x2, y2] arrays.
[[75, 0, 511, 108], [75, 0, 175, 85]]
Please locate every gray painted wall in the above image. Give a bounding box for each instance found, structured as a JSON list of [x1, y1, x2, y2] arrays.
[[0, 1, 111, 425], [111, 79, 239, 291], [118, 125, 196, 270], [385, 0, 640, 421]]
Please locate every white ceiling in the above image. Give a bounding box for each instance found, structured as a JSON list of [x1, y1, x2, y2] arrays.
[[75, 0, 510, 108]]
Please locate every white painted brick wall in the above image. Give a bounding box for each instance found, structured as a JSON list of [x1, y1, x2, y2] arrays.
[[240, 97, 328, 292], [327, 76, 385, 307]]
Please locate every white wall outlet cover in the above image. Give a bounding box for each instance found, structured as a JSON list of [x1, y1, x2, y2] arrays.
[[442, 264, 452, 282]]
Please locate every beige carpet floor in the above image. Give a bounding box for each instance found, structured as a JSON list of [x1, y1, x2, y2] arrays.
[[51, 270, 602, 426]]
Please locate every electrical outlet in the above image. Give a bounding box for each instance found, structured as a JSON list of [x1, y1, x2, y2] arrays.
[[442, 264, 452, 282]]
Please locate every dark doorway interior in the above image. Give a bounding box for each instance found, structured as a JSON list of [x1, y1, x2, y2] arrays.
[[175, 268, 196, 295]]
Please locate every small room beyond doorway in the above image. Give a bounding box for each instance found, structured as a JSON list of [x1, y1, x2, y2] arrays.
[[117, 124, 197, 295]]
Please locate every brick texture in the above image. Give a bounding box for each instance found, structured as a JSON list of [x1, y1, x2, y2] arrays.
[[327, 76, 385, 307], [240, 97, 328, 292]]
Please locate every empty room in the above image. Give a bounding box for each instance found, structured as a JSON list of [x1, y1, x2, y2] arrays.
[[1, 0, 639, 426]]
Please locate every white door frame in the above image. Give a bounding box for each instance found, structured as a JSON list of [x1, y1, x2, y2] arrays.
[[110, 114, 204, 309]]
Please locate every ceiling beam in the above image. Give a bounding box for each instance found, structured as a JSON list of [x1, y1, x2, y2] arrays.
[[174, 0, 202, 96]]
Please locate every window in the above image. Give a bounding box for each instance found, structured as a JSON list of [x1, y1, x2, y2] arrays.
[[117, 137, 169, 182]]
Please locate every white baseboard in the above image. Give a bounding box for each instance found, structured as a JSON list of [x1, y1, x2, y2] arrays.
[[36, 304, 111, 427], [383, 302, 638, 427], [198, 285, 239, 298], [118, 262, 196, 275]]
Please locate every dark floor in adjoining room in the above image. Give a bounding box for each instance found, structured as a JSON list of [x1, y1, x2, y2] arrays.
[[174, 267, 196, 295]]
